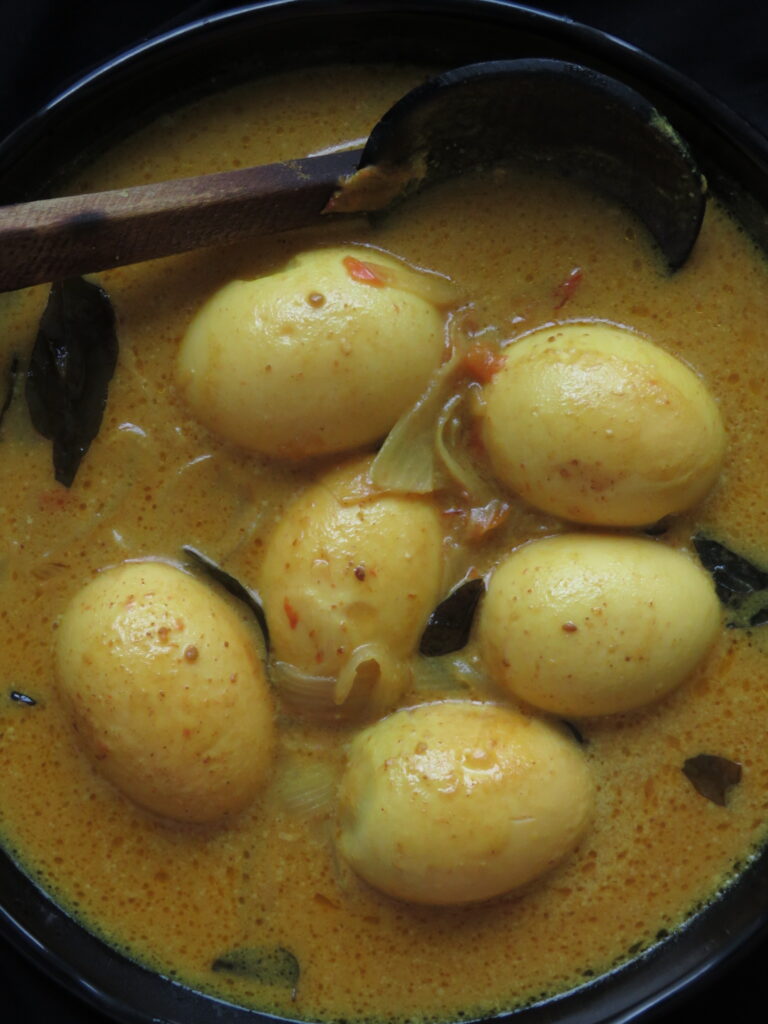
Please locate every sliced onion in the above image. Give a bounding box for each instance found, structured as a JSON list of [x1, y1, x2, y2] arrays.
[[435, 392, 499, 505], [270, 755, 339, 821], [410, 650, 487, 695], [270, 644, 410, 723], [270, 660, 337, 720], [334, 642, 410, 716], [371, 323, 506, 511], [370, 346, 460, 494]]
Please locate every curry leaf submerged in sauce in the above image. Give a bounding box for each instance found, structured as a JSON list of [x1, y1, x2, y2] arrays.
[[683, 753, 743, 807], [212, 945, 300, 996], [3, 64, 768, 1024], [694, 534, 768, 627]]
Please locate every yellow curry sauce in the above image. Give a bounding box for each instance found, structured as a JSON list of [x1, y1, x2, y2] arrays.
[[1, 64, 768, 1022]]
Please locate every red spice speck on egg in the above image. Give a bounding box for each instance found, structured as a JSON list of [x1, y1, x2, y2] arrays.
[[284, 598, 300, 629], [342, 255, 391, 287]]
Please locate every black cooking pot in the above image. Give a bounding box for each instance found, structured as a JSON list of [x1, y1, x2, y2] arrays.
[[2, 2, 768, 1022]]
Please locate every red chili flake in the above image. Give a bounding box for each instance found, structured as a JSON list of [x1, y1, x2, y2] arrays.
[[562, 621, 579, 633], [460, 342, 507, 383], [342, 255, 391, 287], [283, 598, 300, 629], [465, 500, 511, 542], [553, 266, 583, 309]]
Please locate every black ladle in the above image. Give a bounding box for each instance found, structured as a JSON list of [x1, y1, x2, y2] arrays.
[[0, 59, 706, 292]]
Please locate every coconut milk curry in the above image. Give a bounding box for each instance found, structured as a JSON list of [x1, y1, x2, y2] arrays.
[[1, 65, 768, 1023]]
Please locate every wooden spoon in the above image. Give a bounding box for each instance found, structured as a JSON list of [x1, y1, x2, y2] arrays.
[[0, 59, 706, 292]]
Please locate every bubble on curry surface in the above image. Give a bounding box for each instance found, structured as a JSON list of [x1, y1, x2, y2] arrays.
[[55, 560, 275, 823], [176, 246, 449, 459], [479, 321, 726, 527], [337, 700, 594, 905], [257, 456, 445, 721], [478, 533, 721, 717]]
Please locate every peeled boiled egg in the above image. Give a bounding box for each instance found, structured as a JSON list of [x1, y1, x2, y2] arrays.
[[258, 457, 444, 720], [480, 321, 726, 526], [177, 246, 447, 459], [478, 533, 721, 716], [56, 560, 274, 823], [337, 699, 593, 905]]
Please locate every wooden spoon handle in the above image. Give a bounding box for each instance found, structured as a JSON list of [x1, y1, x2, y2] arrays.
[[0, 148, 360, 292]]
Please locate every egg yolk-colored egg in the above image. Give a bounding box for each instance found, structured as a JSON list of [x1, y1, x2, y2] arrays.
[[480, 321, 726, 526], [176, 246, 448, 459], [338, 700, 593, 905], [56, 560, 274, 823], [257, 457, 444, 720], [478, 533, 721, 717]]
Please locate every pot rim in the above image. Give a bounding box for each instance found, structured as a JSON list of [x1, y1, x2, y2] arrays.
[[3, 0, 768, 173]]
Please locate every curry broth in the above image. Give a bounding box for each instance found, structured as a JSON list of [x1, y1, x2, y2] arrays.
[[2, 65, 768, 1023]]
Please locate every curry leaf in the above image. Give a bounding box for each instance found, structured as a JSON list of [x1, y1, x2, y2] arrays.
[[419, 577, 485, 656], [25, 277, 118, 487], [683, 753, 742, 807], [183, 545, 270, 650], [693, 534, 768, 628], [211, 945, 299, 993]]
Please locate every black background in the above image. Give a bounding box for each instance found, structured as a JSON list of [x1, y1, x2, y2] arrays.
[[1, 1, 767, 1021]]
